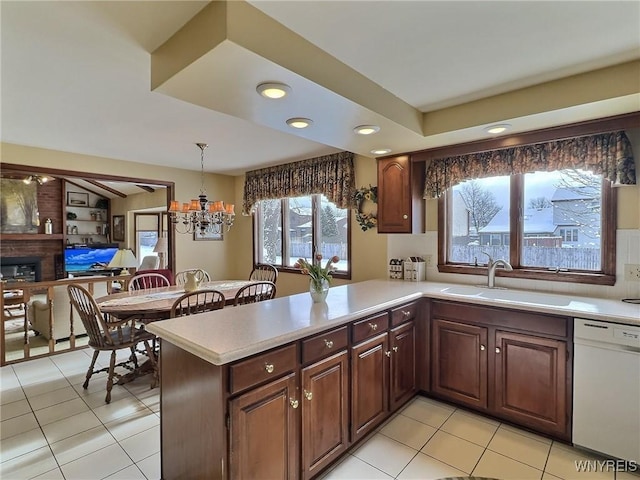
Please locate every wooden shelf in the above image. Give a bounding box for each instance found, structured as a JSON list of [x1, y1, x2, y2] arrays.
[[0, 233, 64, 241]]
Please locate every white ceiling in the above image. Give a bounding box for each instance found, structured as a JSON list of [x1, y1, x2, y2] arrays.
[[2, 1, 639, 177]]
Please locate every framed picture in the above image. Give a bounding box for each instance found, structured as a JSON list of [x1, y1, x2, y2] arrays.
[[112, 215, 125, 241], [193, 229, 223, 241], [0, 179, 39, 233], [67, 191, 89, 207]]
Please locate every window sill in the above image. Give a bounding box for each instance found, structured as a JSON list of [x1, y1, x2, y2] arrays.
[[437, 265, 615, 286]]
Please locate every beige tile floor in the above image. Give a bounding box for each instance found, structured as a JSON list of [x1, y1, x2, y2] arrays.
[[1, 349, 638, 480]]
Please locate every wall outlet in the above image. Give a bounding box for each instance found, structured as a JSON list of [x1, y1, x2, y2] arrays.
[[623, 264, 640, 282], [424, 254, 433, 267]]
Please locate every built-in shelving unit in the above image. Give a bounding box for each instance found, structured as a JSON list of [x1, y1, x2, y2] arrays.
[[65, 185, 110, 245]]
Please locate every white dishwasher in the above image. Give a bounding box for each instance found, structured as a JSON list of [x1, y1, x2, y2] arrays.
[[573, 318, 640, 463]]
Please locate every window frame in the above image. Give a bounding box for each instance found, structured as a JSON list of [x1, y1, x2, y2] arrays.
[[438, 174, 616, 285], [253, 195, 352, 280]]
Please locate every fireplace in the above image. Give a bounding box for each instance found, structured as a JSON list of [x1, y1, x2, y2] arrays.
[[0, 257, 42, 284]]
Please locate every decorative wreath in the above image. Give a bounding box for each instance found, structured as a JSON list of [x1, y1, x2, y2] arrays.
[[353, 185, 378, 231]]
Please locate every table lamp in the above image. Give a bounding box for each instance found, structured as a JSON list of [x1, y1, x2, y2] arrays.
[[108, 249, 138, 276], [153, 237, 168, 269]]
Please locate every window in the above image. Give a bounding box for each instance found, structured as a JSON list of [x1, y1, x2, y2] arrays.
[[255, 195, 350, 278], [134, 212, 168, 266], [440, 169, 615, 284]]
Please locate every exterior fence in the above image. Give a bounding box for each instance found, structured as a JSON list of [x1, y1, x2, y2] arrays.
[[451, 245, 601, 270]]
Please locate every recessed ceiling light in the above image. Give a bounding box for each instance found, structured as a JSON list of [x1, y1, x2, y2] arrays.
[[484, 124, 511, 135], [371, 148, 391, 155], [256, 82, 291, 99], [286, 117, 313, 129], [354, 125, 380, 135]]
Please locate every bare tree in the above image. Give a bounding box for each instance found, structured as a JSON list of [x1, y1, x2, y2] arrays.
[[553, 169, 601, 232], [528, 196, 552, 210], [456, 180, 501, 234]]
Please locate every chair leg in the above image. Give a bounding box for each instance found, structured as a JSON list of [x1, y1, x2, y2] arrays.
[[83, 350, 99, 390], [130, 346, 139, 369], [105, 350, 116, 404], [143, 340, 159, 389]]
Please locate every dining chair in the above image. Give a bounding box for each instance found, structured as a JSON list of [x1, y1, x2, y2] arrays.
[[170, 289, 226, 318], [175, 268, 211, 286], [249, 263, 278, 283], [128, 272, 171, 291], [139, 255, 160, 270], [233, 281, 276, 306], [67, 284, 158, 404]]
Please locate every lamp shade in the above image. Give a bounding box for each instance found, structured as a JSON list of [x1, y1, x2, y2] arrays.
[[153, 237, 168, 254], [108, 249, 139, 275]]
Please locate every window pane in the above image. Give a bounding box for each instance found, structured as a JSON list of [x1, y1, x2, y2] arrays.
[[137, 231, 158, 264], [449, 177, 510, 264], [319, 195, 348, 272], [288, 196, 313, 266], [259, 199, 282, 265], [523, 170, 601, 270]]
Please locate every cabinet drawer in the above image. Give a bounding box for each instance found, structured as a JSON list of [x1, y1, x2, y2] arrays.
[[391, 301, 419, 327], [229, 344, 298, 394], [302, 326, 348, 364], [352, 311, 389, 344]]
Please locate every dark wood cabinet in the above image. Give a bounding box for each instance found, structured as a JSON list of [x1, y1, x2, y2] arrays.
[[301, 350, 349, 479], [376, 155, 424, 233], [229, 372, 299, 479], [430, 300, 571, 440], [493, 330, 567, 437], [389, 320, 417, 410], [432, 318, 488, 410], [351, 331, 389, 442]]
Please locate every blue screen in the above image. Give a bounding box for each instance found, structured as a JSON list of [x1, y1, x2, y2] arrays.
[[64, 247, 118, 272]]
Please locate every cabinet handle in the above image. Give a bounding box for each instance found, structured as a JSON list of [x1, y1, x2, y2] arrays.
[[368, 322, 378, 331], [495, 347, 501, 354], [290, 398, 299, 409], [403, 214, 408, 219], [480, 345, 486, 351], [385, 351, 392, 357], [402, 310, 411, 318], [304, 390, 313, 401], [392, 346, 398, 353], [264, 363, 274, 374], [324, 339, 334, 349]]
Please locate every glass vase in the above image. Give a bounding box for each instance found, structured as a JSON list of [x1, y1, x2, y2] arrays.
[[309, 278, 329, 303]]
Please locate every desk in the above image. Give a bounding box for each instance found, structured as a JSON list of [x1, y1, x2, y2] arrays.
[[95, 280, 254, 322]]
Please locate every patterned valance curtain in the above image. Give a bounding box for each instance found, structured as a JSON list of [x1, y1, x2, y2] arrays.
[[242, 151, 355, 215], [423, 131, 636, 198]]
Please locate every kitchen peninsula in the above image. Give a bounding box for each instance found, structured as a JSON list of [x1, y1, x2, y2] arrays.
[[146, 280, 640, 479]]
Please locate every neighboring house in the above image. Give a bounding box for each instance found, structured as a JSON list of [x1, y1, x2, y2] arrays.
[[478, 187, 600, 248]]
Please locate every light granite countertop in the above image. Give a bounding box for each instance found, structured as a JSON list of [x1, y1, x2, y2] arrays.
[[146, 279, 640, 366]]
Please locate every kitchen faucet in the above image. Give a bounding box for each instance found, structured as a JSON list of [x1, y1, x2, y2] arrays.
[[481, 252, 513, 288]]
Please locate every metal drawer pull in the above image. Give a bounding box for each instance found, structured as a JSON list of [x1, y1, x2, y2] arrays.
[[392, 346, 398, 352], [495, 347, 501, 354], [480, 345, 486, 351], [290, 398, 299, 409], [264, 363, 274, 374], [369, 322, 378, 331], [324, 339, 334, 349], [385, 351, 392, 357], [402, 310, 411, 318], [304, 390, 313, 401]]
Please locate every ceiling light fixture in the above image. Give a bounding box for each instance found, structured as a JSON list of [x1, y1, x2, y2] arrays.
[[371, 148, 392, 155], [22, 175, 51, 185], [256, 82, 291, 99], [484, 124, 511, 135], [354, 125, 380, 135], [168, 143, 235, 237], [286, 117, 313, 129]]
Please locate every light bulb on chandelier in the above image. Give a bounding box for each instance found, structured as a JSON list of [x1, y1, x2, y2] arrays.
[[168, 143, 235, 237]]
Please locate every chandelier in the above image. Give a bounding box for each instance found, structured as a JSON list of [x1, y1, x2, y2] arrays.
[[168, 143, 235, 236]]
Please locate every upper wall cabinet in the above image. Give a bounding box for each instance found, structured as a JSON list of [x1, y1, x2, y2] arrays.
[[376, 155, 424, 233]]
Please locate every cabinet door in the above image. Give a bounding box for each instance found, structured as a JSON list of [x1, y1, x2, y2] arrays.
[[229, 373, 299, 479], [493, 331, 568, 437], [301, 351, 349, 479], [377, 155, 412, 233], [432, 319, 488, 409], [390, 321, 416, 410], [351, 332, 389, 442]]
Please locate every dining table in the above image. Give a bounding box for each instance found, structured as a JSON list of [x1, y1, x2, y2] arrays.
[[95, 279, 254, 322], [94, 279, 255, 384]]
